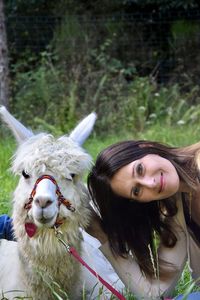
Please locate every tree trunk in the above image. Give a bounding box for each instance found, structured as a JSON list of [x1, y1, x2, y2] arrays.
[[0, 0, 10, 107]]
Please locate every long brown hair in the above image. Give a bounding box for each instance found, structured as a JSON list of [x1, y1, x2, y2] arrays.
[[87, 140, 200, 278]]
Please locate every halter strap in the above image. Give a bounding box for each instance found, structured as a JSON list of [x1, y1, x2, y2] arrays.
[[24, 174, 75, 212]]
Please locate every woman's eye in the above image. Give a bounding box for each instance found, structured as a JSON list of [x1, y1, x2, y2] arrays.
[[22, 170, 30, 179], [136, 163, 143, 175], [133, 186, 140, 197]]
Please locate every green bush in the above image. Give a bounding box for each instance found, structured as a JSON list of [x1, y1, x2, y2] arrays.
[[9, 14, 200, 137]]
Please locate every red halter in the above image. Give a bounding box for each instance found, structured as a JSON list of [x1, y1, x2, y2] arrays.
[[24, 174, 75, 212]]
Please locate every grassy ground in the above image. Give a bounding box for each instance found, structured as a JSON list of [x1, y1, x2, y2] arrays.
[[0, 123, 200, 299], [0, 138, 17, 215]]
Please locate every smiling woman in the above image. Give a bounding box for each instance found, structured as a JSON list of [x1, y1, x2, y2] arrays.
[[87, 139, 200, 300], [110, 154, 181, 201]]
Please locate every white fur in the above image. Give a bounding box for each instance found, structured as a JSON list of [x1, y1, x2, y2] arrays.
[[67, 112, 97, 146], [0, 107, 124, 299], [0, 106, 33, 142], [0, 107, 95, 299]]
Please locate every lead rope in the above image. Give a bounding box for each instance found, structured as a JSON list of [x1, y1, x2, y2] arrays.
[[54, 227, 126, 300]]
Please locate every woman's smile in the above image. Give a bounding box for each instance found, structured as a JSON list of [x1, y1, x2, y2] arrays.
[[110, 154, 180, 202]]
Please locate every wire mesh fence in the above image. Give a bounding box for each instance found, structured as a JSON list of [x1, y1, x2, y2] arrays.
[[5, 11, 200, 84]]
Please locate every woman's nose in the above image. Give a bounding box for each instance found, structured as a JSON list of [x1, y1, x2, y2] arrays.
[[138, 177, 157, 189]]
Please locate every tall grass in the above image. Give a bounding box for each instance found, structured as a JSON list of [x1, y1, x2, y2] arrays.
[[0, 138, 17, 214]]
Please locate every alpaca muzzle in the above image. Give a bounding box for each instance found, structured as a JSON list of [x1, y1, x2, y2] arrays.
[[24, 174, 76, 212], [24, 174, 75, 237]]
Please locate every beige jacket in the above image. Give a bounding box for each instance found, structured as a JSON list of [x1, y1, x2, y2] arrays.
[[100, 195, 200, 299]]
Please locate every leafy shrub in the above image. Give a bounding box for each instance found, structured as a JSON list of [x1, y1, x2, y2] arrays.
[[11, 51, 77, 134], [120, 78, 200, 134], [9, 14, 200, 137]]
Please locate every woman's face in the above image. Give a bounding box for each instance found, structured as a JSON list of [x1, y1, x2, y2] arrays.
[[110, 154, 180, 202]]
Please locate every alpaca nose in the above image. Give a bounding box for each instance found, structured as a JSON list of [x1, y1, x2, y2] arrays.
[[34, 195, 53, 208], [33, 177, 57, 209]]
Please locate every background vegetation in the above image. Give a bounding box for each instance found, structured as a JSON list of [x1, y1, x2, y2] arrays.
[[2, 0, 200, 137]]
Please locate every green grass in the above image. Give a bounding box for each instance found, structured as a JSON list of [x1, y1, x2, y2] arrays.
[[0, 138, 17, 214], [85, 122, 200, 158], [0, 123, 200, 299]]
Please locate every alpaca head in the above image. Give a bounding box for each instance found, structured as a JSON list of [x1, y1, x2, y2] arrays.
[[0, 106, 96, 240]]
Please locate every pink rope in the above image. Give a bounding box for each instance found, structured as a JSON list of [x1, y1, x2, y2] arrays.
[[57, 229, 173, 300], [69, 246, 174, 300], [69, 246, 126, 300]]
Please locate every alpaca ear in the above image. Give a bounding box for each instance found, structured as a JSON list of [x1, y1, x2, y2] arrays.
[[0, 106, 34, 143], [69, 112, 97, 146]]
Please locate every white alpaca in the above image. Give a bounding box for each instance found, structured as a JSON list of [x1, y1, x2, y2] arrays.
[[0, 106, 119, 299]]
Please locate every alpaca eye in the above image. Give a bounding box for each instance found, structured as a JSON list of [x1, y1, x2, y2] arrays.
[[22, 170, 30, 179], [66, 174, 76, 181]]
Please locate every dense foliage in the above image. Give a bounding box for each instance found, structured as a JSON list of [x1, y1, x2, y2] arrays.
[[2, 0, 200, 137]]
